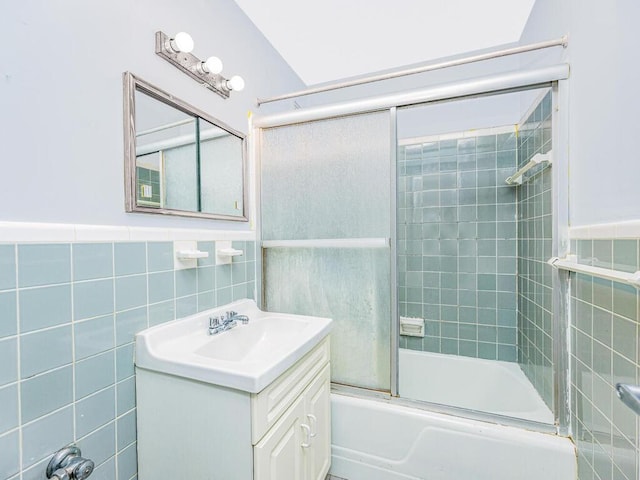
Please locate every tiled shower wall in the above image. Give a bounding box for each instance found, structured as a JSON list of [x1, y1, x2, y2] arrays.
[[397, 128, 519, 361], [0, 240, 255, 480], [571, 239, 640, 480], [516, 90, 554, 410]]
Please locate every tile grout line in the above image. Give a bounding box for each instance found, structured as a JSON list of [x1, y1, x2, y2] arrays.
[[70, 243, 78, 447], [112, 242, 119, 479], [145, 242, 150, 330], [14, 243, 23, 480]]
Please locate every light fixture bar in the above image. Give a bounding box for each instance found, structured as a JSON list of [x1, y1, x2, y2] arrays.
[[155, 31, 231, 99]]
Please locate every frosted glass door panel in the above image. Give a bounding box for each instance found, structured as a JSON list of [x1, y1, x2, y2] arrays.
[[263, 247, 390, 391], [261, 113, 390, 241], [164, 144, 198, 211], [200, 134, 244, 216]]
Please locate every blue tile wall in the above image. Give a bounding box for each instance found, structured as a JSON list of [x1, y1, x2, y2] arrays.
[[0, 291, 17, 338], [114, 243, 146, 277], [571, 239, 640, 480], [0, 427, 19, 479], [18, 244, 71, 288], [0, 239, 256, 480], [19, 284, 71, 333], [20, 366, 73, 423], [73, 243, 113, 281], [516, 90, 554, 410], [398, 128, 519, 361], [0, 246, 16, 291], [0, 384, 18, 433]]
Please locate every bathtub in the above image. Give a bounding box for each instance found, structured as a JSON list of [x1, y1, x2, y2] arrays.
[[329, 393, 576, 480], [399, 348, 554, 423]]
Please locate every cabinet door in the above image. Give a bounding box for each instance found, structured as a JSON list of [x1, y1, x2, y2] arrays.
[[254, 394, 307, 480], [304, 364, 331, 480]]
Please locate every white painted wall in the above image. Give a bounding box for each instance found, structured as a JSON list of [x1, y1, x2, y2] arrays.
[[0, 0, 304, 229], [520, 1, 640, 226], [234, 0, 535, 85]]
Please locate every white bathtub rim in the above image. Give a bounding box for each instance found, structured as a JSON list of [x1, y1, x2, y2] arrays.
[[398, 348, 555, 424], [331, 393, 569, 449], [332, 383, 558, 435], [330, 456, 422, 480], [330, 393, 577, 480]]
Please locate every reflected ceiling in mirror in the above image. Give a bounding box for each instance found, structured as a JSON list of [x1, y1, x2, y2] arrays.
[[124, 72, 247, 221]]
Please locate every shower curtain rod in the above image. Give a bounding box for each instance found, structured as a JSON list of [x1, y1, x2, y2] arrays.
[[136, 118, 195, 137], [253, 63, 569, 128], [257, 35, 568, 106]]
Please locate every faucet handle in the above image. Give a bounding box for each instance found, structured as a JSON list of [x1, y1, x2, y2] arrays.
[[226, 311, 237, 320], [209, 316, 220, 328], [72, 459, 94, 480]]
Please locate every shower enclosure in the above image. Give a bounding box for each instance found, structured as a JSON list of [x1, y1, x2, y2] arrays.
[[395, 89, 554, 424], [255, 69, 568, 432]]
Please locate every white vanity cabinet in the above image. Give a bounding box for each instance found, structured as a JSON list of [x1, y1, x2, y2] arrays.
[[254, 364, 331, 480], [136, 336, 331, 480]]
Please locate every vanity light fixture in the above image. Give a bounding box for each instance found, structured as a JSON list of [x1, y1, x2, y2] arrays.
[[198, 56, 223, 75], [227, 75, 245, 92], [166, 32, 194, 54], [155, 31, 245, 99]]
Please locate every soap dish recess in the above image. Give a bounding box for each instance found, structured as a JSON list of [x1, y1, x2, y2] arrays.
[[400, 317, 424, 337]]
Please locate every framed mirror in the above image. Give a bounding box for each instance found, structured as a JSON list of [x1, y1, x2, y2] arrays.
[[123, 72, 248, 221]]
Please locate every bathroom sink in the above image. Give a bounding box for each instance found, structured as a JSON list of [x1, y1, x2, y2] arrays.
[[135, 299, 332, 393]]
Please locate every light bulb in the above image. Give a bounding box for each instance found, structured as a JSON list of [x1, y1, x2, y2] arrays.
[[170, 32, 194, 53], [202, 56, 223, 74], [227, 75, 245, 92]]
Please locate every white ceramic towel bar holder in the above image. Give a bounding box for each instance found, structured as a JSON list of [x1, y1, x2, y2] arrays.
[[173, 240, 244, 268], [176, 250, 209, 259], [505, 151, 552, 186], [216, 240, 243, 265], [174, 240, 210, 270], [548, 255, 640, 289]]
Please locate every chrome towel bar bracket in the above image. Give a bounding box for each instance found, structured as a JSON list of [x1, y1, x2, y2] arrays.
[[616, 383, 640, 416]]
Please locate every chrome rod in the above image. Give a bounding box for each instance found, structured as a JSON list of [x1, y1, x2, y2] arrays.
[[551, 81, 571, 436], [548, 257, 640, 288], [253, 64, 570, 129], [257, 36, 568, 106], [262, 238, 389, 249], [389, 106, 399, 397], [136, 118, 195, 137], [136, 128, 229, 156], [505, 151, 552, 185], [616, 383, 640, 415]]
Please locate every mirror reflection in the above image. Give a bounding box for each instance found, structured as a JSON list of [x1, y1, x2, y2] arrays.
[[124, 72, 247, 221]]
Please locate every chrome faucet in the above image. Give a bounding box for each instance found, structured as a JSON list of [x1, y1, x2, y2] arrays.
[[208, 311, 249, 335], [228, 311, 250, 324]]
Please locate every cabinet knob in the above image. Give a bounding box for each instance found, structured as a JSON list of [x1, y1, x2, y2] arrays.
[[306, 414, 317, 438], [300, 423, 312, 448]]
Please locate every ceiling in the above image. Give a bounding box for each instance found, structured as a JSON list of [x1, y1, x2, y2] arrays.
[[234, 0, 536, 86]]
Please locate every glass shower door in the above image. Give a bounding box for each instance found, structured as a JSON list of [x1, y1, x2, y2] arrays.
[[395, 88, 556, 425], [260, 112, 392, 391]]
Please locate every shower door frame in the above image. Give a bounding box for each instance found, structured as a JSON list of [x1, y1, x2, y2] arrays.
[[253, 66, 570, 435]]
